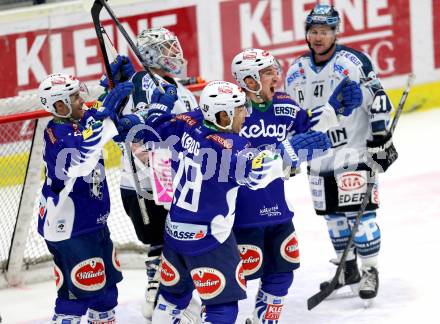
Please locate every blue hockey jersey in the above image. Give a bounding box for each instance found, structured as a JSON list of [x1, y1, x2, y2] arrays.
[[38, 110, 118, 242], [234, 92, 311, 227], [143, 110, 284, 255]]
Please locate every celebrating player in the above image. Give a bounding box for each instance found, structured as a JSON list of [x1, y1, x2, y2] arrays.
[[37, 73, 133, 323], [285, 4, 397, 302], [99, 27, 199, 321], [230, 47, 362, 323]]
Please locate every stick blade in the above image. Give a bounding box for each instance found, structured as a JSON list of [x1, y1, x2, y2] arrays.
[[307, 280, 338, 310]]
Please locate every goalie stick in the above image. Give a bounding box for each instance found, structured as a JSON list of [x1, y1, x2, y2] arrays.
[[307, 73, 416, 310], [91, 0, 151, 224]]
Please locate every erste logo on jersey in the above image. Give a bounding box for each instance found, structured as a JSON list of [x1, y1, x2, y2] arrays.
[[71, 257, 106, 291], [240, 119, 287, 142], [160, 256, 180, 286], [238, 244, 263, 276], [191, 267, 226, 299], [273, 104, 298, 118], [281, 232, 300, 263]]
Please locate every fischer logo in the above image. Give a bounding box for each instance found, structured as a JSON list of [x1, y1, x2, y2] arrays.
[[238, 244, 262, 276], [71, 257, 106, 291], [281, 232, 300, 263], [191, 267, 226, 299], [338, 173, 366, 191], [160, 256, 180, 286], [112, 247, 121, 272], [240, 119, 287, 142]]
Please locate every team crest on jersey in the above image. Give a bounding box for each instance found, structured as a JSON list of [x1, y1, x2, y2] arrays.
[[71, 257, 106, 291], [235, 261, 247, 291], [54, 264, 64, 291], [238, 244, 263, 276], [160, 256, 180, 286], [112, 247, 121, 272], [191, 267, 226, 299], [280, 232, 300, 263]]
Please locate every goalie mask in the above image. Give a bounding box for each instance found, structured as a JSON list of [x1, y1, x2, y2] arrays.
[[200, 81, 247, 131], [137, 27, 187, 76], [231, 48, 276, 96], [38, 73, 88, 118]]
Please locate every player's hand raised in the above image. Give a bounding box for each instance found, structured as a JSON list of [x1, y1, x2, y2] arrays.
[[328, 78, 363, 116], [95, 81, 134, 120]]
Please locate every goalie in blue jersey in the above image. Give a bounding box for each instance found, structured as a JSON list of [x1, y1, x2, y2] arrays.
[[114, 80, 331, 323], [37, 73, 132, 323]]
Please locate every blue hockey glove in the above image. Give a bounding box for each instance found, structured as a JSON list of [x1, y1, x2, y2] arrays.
[[278, 130, 331, 168], [367, 132, 398, 173], [95, 81, 134, 120], [99, 55, 135, 89], [149, 83, 178, 116], [114, 114, 145, 143], [328, 78, 363, 116]]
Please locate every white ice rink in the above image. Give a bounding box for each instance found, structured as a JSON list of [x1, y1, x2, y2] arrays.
[[0, 108, 439, 323]]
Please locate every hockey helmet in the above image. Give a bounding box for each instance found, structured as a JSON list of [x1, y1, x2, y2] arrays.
[[199, 81, 246, 130], [38, 73, 87, 118], [136, 27, 187, 75], [305, 4, 340, 32], [231, 48, 276, 95]]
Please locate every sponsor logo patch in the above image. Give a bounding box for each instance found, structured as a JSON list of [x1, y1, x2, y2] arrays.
[[54, 264, 63, 291], [160, 256, 180, 286], [46, 128, 57, 144], [281, 232, 300, 263], [71, 257, 106, 291], [238, 244, 263, 276], [236, 261, 247, 291], [191, 267, 226, 299], [112, 247, 121, 272], [165, 218, 207, 241], [264, 304, 283, 320], [206, 134, 233, 149], [175, 114, 198, 126]]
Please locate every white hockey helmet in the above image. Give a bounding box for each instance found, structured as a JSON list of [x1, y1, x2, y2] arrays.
[[38, 73, 86, 118], [231, 48, 276, 94], [136, 27, 187, 75], [200, 81, 246, 130]]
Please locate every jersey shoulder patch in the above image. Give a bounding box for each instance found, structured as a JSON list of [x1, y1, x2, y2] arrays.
[[337, 45, 374, 75], [173, 113, 199, 127], [206, 133, 233, 149]]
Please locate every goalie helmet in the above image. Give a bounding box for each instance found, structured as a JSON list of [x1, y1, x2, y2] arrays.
[[231, 48, 276, 95], [38, 73, 86, 118], [305, 4, 340, 32], [136, 27, 187, 75], [199, 81, 246, 130]]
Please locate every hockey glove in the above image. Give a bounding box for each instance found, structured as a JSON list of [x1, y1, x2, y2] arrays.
[[366, 132, 398, 172], [99, 55, 136, 89], [114, 114, 145, 143], [95, 81, 134, 120], [278, 130, 331, 168], [328, 78, 363, 116], [149, 83, 178, 117]]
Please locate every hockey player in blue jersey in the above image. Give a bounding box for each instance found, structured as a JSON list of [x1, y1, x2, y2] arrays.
[[115, 80, 331, 323], [37, 73, 133, 323], [230, 48, 363, 323], [285, 4, 398, 303], [99, 28, 199, 321]]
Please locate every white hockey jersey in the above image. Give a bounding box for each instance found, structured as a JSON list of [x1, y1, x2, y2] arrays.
[[119, 71, 198, 191], [285, 45, 393, 174]]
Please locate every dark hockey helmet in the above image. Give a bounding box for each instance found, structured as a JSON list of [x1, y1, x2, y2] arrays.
[[305, 4, 340, 32]]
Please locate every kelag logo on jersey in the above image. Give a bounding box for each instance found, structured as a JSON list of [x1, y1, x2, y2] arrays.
[[240, 119, 287, 141]]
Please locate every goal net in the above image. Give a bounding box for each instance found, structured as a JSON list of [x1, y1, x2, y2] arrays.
[[0, 82, 205, 288]]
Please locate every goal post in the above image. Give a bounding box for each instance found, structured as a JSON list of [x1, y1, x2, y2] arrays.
[[0, 82, 206, 288]]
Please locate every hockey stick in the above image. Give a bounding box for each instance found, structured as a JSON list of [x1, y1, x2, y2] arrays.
[[96, 0, 164, 93], [307, 73, 416, 310], [91, 0, 151, 224]]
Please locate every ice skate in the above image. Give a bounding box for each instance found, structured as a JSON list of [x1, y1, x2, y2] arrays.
[[359, 267, 379, 307], [319, 258, 361, 299], [141, 256, 161, 321]]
